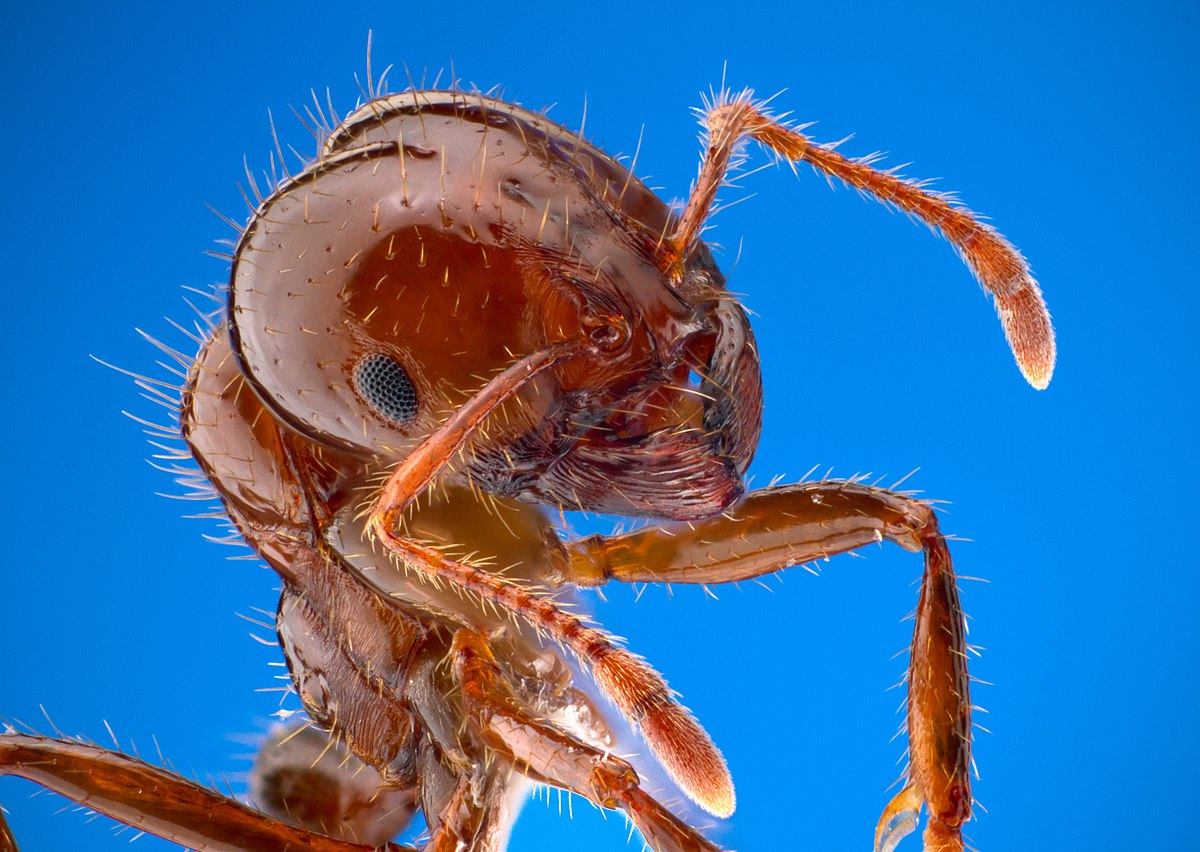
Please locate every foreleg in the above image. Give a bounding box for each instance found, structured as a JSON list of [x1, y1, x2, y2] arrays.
[[562, 481, 971, 852]]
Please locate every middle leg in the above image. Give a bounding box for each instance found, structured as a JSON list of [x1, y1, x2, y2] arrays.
[[450, 628, 728, 852]]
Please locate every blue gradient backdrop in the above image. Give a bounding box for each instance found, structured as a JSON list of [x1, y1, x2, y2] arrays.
[[3, 3, 1196, 850]]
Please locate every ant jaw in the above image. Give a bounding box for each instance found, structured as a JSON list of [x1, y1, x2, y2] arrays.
[[530, 423, 747, 521]]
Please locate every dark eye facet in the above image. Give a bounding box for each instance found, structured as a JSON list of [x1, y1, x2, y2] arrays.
[[353, 354, 418, 425]]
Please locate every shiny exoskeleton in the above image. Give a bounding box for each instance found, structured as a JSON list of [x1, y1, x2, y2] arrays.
[[0, 85, 1055, 852]]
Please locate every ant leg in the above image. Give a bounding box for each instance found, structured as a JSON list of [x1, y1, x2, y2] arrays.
[[450, 629, 727, 852], [0, 732, 415, 851], [367, 345, 734, 818], [0, 808, 14, 852], [419, 766, 514, 852], [562, 481, 970, 852], [565, 480, 945, 584]]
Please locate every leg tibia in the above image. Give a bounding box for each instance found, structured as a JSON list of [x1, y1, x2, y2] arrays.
[[0, 733, 413, 852], [906, 538, 971, 841]]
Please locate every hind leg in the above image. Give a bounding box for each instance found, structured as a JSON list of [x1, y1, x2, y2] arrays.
[[0, 731, 416, 851]]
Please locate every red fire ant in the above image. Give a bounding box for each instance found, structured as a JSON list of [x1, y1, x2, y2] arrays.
[[0, 79, 1053, 852]]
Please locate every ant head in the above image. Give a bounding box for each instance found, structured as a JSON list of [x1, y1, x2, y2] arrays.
[[226, 91, 762, 519]]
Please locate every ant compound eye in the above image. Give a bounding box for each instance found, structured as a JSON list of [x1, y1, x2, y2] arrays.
[[353, 354, 418, 425]]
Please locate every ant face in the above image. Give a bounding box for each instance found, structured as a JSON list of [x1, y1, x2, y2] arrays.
[[227, 92, 761, 520], [500, 243, 763, 521]]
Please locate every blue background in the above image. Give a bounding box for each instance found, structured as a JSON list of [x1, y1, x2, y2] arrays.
[[2, 2, 1196, 850]]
